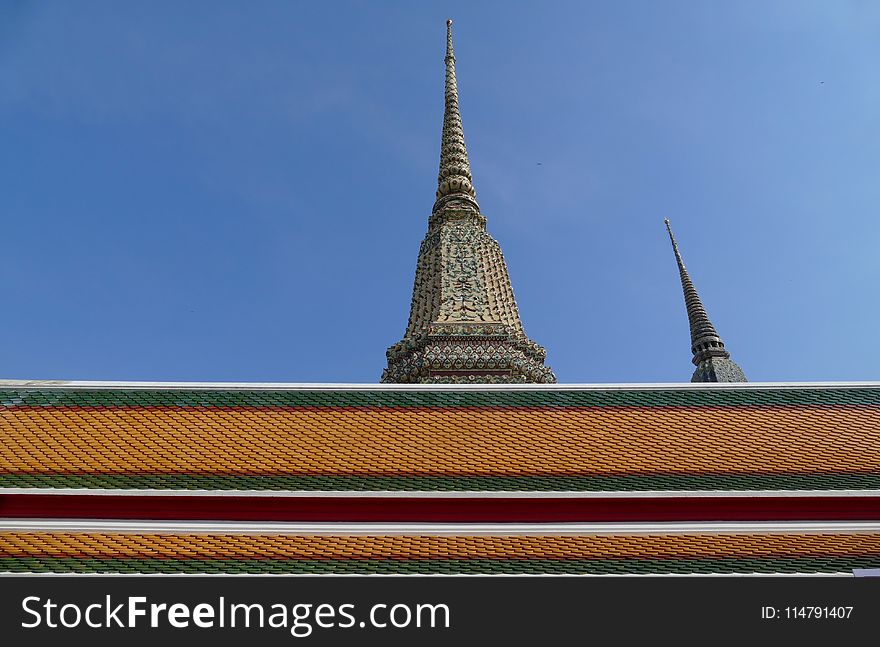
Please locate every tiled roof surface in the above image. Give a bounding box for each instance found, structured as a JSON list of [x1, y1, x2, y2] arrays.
[[2, 384, 880, 491], [2, 531, 879, 574], [3, 383, 880, 574]]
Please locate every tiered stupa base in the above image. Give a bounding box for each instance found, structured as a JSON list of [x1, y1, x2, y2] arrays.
[[692, 357, 747, 383], [382, 323, 556, 384]]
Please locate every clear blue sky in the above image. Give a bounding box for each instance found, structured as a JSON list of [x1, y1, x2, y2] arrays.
[[2, 1, 879, 383]]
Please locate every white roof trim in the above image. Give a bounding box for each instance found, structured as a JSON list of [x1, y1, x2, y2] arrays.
[[2, 379, 880, 391], [3, 519, 880, 535], [3, 488, 879, 498], [0, 573, 853, 578]]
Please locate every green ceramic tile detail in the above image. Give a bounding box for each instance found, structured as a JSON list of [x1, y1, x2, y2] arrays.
[[3, 387, 880, 409], [2, 472, 880, 491], [1, 556, 877, 574]]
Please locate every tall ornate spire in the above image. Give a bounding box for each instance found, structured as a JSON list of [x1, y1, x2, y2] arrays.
[[381, 21, 555, 384], [664, 219, 747, 383], [435, 19, 478, 212]]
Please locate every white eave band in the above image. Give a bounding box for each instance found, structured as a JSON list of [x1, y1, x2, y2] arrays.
[[3, 519, 880, 535], [2, 488, 879, 498]]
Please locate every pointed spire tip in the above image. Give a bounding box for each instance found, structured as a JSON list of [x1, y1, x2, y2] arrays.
[[435, 14, 477, 208]]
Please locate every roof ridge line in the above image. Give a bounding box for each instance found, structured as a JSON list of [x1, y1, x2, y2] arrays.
[[1, 380, 880, 391]]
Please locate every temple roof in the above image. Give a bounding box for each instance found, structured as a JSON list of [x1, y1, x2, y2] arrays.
[[3, 380, 880, 492], [3, 380, 880, 574]]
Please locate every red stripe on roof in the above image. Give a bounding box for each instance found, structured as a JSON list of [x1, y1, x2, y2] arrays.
[[2, 493, 880, 523]]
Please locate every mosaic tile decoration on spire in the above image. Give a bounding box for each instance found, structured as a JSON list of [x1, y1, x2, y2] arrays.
[[382, 21, 555, 384], [664, 219, 747, 383]]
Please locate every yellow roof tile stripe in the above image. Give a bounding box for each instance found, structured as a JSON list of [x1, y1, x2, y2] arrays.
[[2, 532, 880, 560], [2, 406, 880, 475]]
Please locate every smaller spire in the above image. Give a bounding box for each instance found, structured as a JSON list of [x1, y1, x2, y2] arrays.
[[664, 219, 747, 383], [446, 19, 454, 58], [435, 19, 478, 212]]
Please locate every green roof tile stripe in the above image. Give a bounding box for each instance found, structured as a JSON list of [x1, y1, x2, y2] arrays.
[[3, 387, 880, 408], [1, 556, 877, 574], [3, 472, 880, 491]]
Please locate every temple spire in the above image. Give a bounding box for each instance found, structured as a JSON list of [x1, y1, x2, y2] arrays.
[[434, 19, 478, 212], [664, 219, 747, 383], [381, 22, 555, 384]]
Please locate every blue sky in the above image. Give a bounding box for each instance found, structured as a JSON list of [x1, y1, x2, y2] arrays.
[[1, 1, 879, 383]]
